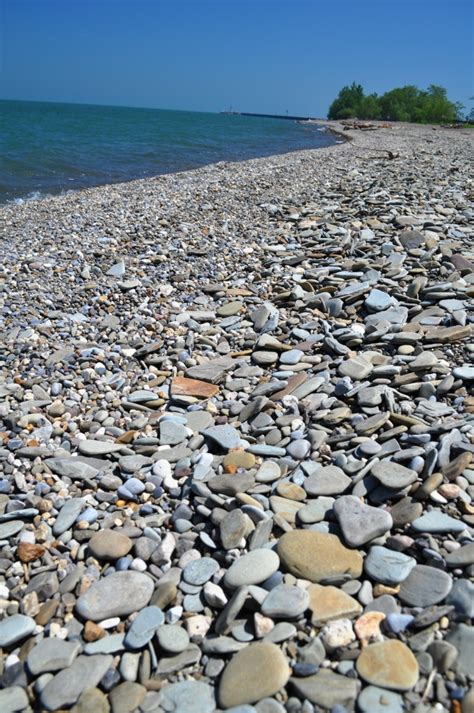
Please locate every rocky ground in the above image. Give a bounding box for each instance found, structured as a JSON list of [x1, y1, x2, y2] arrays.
[[0, 121, 473, 713]]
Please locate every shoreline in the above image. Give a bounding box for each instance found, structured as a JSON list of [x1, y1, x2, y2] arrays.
[[0, 121, 473, 712]]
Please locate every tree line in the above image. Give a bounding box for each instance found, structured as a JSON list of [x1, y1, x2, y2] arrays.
[[327, 82, 464, 123]]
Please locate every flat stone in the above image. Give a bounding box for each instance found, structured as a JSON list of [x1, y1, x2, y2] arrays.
[[40, 654, 113, 710], [157, 681, 215, 713], [186, 357, 235, 384], [172, 376, 219, 398], [357, 686, 404, 713], [208, 472, 255, 496], [357, 640, 419, 691], [290, 669, 359, 709], [334, 496, 393, 547], [446, 542, 474, 567], [308, 584, 362, 625], [303, 465, 351, 496], [46, 457, 99, 480], [202, 425, 242, 450], [339, 355, 373, 379], [53, 498, 83, 535], [399, 565, 453, 607], [109, 682, 146, 713], [76, 571, 154, 621], [446, 624, 474, 676], [27, 638, 81, 674], [261, 584, 309, 618], [219, 643, 290, 708], [220, 509, 248, 549], [224, 549, 280, 588], [277, 530, 363, 583], [160, 420, 189, 445], [78, 440, 123, 456], [0, 614, 36, 647], [0, 520, 24, 539], [0, 687, 29, 713], [411, 510, 466, 533], [255, 461, 281, 483], [183, 557, 219, 585], [371, 461, 418, 489], [124, 606, 164, 649], [223, 451, 256, 471], [446, 580, 474, 619], [390, 498, 423, 527], [453, 365, 474, 380], [297, 497, 334, 524], [88, 530, 132, 560], [156, 624, 190, 654], [364, 546, 417, 585]]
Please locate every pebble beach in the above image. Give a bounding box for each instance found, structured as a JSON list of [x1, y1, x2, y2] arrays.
[[0, 121, 473, 713]]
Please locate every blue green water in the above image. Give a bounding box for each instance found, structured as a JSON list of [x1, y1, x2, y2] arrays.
[[0, 100, 336, 204]]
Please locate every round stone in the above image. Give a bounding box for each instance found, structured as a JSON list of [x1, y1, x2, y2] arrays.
[[88, 530, 132, 561], [218, 643, 290, 707], [224, 549, 280, 588], [357, 686, 404, 713], [357, 640, 419, 691], [371, 461, 418, 489], [157, 681, 215, 713], [303, 465, 351, 496], [76, 572, 154, 621], [183, 557, 219, 586], [277, 531, 363, 583], [399, 565, 453, 607], [156, 624, 190, 653]]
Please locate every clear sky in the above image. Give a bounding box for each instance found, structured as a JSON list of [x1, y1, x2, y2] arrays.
[[0, 0, 472, 116]]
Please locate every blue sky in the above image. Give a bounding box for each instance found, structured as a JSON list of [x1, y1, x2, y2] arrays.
[[0, 0, 472, 116]]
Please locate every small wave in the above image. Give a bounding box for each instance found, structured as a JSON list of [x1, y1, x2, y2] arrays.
[[10, 190, 46, 205]]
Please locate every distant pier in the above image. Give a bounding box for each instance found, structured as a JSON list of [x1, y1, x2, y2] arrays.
[[221, 111, 317, 122]]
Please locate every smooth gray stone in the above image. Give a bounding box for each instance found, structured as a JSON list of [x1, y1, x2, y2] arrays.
[[453, 365, 474, 380], [0, 508, 38, 522], [52, 498, 83, 535], [220, 509, 248, 549], [27, 638, 81, 674], [297, 497, 334, 524], [201, 636, 247, 655], [186, 356, 235, 384], [156, 624, 190, 654], [357, 685, 404, 713], [411, 511, 466, 533], [75, 572, 154, 621], [0, 521, 24, 539], [247, 444, 286, 457], [77, 440, 123, 456], [371, 461, 418, 489], [399, 565, 453, 607], [261, 584, 309, 619], [445, 543, 474, 567], [365, 289, 392, 312], [224, 549, 280, 588], [183, 557, 219, 586], [303, 465, 351, 496], [156, 681, 215, 713], [128, 389, 159, 403], [263, 622, 297, 644], [202, 425, 243, 452], [40, 654, 113, 710], [0, 614, 36, 647], [446, 580, 474, 619], [0, 686, 29, 713], [124, 606, 164, 649], [365, 595, 400, 616], [290, 669, 359, 708], [155, 644, 201, 675], [25, 571, 59, 601], [446, 624, 474, 676], [84, 633, 125, 654], [45, 458, 99, 480], [160, 420, 189, 446], [333, 495, 393, 546], [364, 546, 416, 585]]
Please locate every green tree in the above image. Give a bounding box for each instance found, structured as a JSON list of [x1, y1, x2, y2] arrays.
[[328, 82, 366, 119]]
